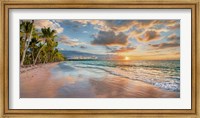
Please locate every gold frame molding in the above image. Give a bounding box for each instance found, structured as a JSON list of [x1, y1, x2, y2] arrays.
[[0, 0, 199, 117]]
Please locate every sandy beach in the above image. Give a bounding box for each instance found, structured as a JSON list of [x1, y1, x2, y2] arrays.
[[20, 62, 179, 98]]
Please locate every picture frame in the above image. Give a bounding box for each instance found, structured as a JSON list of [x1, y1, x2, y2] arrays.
[[0, 0, 199, 117]]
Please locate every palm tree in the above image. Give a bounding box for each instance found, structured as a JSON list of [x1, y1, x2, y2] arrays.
[[33, 27, 57, 65], [53, 50, 65, 62], [20, 20, 34, 66], [29, 38, 39, 63]]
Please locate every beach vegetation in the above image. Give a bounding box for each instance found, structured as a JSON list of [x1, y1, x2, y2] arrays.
[[20, 20, 65, 66]]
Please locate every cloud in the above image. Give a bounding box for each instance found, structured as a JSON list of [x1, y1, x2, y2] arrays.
[[103, 20, 137, 32], [167, 33, 180, 43], [129, 29, 144, 37], [165, 20, 179, 27], [71, 20, 180, 43], [57, 20, 180, 45], [175, 52, 180, 55], [155, 28, 169, 33], [111, 46, 136, 53], [148, 33, 180, 50], [128, 20, 179, 42], [71, 20, 136, 32], [91, 31, 129, 46], [71, 20, 180, 32], [72, 20, 109, 30], [103, 20, 159, 32], [83, 31, 88, 33], [149, 42, 179, 49], [80, 45, 87, 49], [136, 20, 157, 29], [56, 35, 84, 47], [105, 44, 136, 53], [34, 20, 64, 33], [136, 30, 161, 42], [167, 23, 180, 30]]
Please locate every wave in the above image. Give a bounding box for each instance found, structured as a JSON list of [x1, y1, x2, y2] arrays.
[[74, 64, 180, 92], [79, 61, 180, 71]]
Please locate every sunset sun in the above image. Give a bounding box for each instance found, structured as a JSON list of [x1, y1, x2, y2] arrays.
[[124, 56, 130, 60]]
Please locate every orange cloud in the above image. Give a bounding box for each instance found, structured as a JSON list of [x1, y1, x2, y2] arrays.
[[167, 33, 180, 43], [136, 30, 161, 42], [104, 21, 138, 32], [111, 46, 136, 53], [167, 24, 180, 30], [165, 20, 178, 26], [136, 20, 157, 29]]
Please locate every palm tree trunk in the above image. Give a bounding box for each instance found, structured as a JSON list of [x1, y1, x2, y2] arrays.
[[33, 43, 46, 65], [20, 23, 34, 66], [20, 43, 28, 66]]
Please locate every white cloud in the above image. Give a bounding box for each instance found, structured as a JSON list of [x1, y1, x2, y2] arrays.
[[56, 35, 85, 47], [83, 31, 88, 33], [34, 20, 64, 33]]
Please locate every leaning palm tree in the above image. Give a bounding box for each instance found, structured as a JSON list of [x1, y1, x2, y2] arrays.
[[33, 27, 57, 65], [20, 20, 34, 66]]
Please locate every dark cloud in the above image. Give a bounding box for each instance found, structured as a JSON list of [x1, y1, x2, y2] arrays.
[[80, 45, 87, 49], [105, 46, 114, 51], [91, 31, 129, 46], [149, 42, 179, 49], [107, 20, 179, 32], [137, 30, 160, 42], [148, 33, 180, 50], [167, 34, 180, 43]]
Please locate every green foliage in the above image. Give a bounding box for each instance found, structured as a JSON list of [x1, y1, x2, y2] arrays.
[[20, 20, 34, 35], [20, 20, 65, 65]]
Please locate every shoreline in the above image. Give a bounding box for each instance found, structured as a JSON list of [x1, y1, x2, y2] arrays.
[[20, 62, 61, 73], [20, 62, 180, 98]]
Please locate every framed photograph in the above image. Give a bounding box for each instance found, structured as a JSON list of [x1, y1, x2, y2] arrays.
[[0, 0, 199, 117]]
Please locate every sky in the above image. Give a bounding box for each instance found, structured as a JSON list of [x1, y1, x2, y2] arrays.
[[32, 19, 180, 60]]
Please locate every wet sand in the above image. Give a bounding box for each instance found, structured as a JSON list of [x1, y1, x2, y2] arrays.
[[20, 62, 179, 98]]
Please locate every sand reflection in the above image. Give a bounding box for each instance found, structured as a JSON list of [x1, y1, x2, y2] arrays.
[[89, 77, 178, 98], [20, 62, 179, 98]]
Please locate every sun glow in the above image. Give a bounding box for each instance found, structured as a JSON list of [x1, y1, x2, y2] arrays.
[[124, 56, 130, 60]]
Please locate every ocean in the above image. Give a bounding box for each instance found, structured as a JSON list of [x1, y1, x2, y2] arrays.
[[62, 60, 180, 92]]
